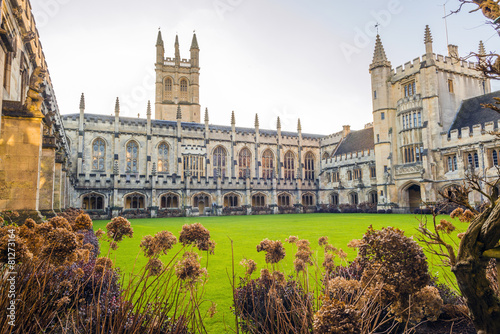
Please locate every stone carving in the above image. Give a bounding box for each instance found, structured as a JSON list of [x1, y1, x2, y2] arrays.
[[24, 67, 47, 115], [395, 164, 424, 176], [22, 31, 36, 43], [113, 161, 119, 175]]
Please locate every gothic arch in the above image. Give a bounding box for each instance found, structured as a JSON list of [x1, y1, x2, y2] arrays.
[[251, 192, 268, 207], [80, 191, 106, 210], [159, 192, 180, 209], [399, 181, 422, 211], [301, 192, 316, 206], [277, 191, 293, 206], [192, 192, 212, 213], [223, 192, 242, 207], [124, 192, 147, 209]]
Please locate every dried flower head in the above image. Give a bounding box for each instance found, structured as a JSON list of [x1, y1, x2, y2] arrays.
[[286, 235, 298, 244], [272, 271, 285, 285], [256, 239, 286, 264], [318, 236, 328, 246], [260, 268, 271, 280], [347, 239, 362, 249], [338, 249, 348, 260], [323, 253, 335, 272], [450, 207, 464, 219], [56, 296, 71, 309], [95, 228, 105, 239], [146, 258, 164, 276], [110, 241, 119, 250], [42, 228, 79, 266], [240, 258, 257, 276], [436, 219, 456, 234], [313, 298, 361, 334], [175, 251, 206, 283], [179, 223, 215, 253], [95, 257, 114, 273], [73, 213, 93, 231], [325, 244, 337, 253], [24, 218, 36, 229], [460, 209, 475, 223], [0, 234, 33, 263], [294, 258, 306, 272], [106, 217, 134, 242], [48, 216, 72, 230], [36, 222, 53, 237]]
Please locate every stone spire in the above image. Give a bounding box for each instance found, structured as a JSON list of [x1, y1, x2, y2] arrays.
[[254, 114, 259, 128], [479, 40, 486, 55], [231, 110, 235, 125], [147, 100, 151, 116], [79, 93, 85, 110], [156, 29, 164, 47], [204, 107, 209, 123], [191, 32, 199, 50], [114, 97, 120, 115], [174, 34, 180, 64], [370, 34, 391, 70], [176, 104, 182, 120], [297, 118, 302, 132], [424, 25, 433, 55], [277, 116, 281, 129]]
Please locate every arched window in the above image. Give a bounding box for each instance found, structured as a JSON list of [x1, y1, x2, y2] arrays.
[[278, 193, 291, 206], [330, 193, 339, 206], [158, 143, 169, 173], [322, 152, 330, 160], [164, 77, 173, 100], [369, 191, 378, 204], [224, 193, 240, 207], [238, 148, 251, 178], [180, 78, 188, 101], [126, 141, 139, 173], [467, 153, 473, 168], [252, 193, 266, 207], [213, 146, 227, 178], [350, 192, 359, 205], [284, 151, 295, 180], [92, 138, 105, 171], [262, 150, 274, 179], [160, 193, 179, 208], [304, 152, 315, 180], [302, 193, 314, 206], [82, 193, 104, 210], [125, 193, 145, 209], [493, 150, 499, 166]]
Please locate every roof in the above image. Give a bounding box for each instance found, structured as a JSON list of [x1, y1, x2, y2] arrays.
[[334, 127, 374, 156], [449, 91, 500, 133]]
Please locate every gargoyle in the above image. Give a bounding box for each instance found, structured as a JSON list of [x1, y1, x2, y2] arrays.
[[24, 67, 47, 115]]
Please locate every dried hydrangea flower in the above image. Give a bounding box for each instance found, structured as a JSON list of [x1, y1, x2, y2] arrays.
[[106, 217, 133, 242], [73, 213, 93, 231]]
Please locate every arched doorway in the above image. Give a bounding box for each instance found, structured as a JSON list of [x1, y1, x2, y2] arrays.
[[193, 193, 211, 215], [408, 184, 421, 211]]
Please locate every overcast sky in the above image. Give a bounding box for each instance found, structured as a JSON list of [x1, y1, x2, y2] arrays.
[[31, 0, 500, 135]]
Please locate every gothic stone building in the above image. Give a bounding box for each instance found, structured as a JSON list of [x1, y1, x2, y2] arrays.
[[61, 27, 499, 217], [0, 0, 71, 219]]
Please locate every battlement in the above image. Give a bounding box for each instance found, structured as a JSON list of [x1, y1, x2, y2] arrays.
[[441, 120, 500, 146], [391, 53, 480, 82], [163, 57, 192, 67]]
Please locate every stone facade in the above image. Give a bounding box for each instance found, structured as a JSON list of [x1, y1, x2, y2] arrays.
[[61, 27, 499, 217], [0, 0, 71, 219]]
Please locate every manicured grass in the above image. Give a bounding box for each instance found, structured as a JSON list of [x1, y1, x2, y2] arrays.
[[93, 213, 465, 333]]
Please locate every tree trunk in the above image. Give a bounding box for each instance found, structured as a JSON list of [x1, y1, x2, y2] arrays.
[[452, 205, 500, 333]]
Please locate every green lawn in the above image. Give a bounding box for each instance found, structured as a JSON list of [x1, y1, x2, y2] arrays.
[[93, 213, 465, 333]]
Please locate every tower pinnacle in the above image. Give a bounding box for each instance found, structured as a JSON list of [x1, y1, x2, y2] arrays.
[[231, 110, 235, 125], [254, 114, 259, 128], [204, 108, 209, 123], [176, 104, 182, 120], [114, 97, 120, 115], [191, 33, 199, 50], [424, 25, 433, 55], [79, 93, 85, 110], [479, 40, 486, 55], [174, 35, 180, 64], [156, 29, 164, 47], [277, 117, 281, 129], [369, 35, 391, 71], [297, 118, 302, 132], [147, 100, 151, 116]]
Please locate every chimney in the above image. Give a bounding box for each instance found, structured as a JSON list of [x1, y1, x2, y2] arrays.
[[342, 125, 351, 137]]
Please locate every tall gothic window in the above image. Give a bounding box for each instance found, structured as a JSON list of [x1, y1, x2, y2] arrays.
[[330, 193, 339, 206], [350, 192, 359, 205], [284, 151, 295, 180], [278, 193, 291, 206], [158, 143, 169, 173], [180, 78, 188, 101], [183, 155, 205, 177], [262, 150, 274, 179], [213, 146, 227, 178], [238, 148, 251, 178], [304, 152, 315, 180], [164, 77, 173, 100], [92, 138, 105, 171], [126, 141, 139, 173]]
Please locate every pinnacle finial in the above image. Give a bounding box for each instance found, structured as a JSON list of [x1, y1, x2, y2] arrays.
[[114, 97, 120, 114], [176, 104, 182, 120], [370, 34, 391, 70], [479, 40, 486, 55], [277, 116, 281, 129], [156, 29, 164, 47], [424, 25, 433, 44], [79, 93, 85, 110], [204, 107, 209, 123], [297, 118, 302, 132], [175, 35, 180, 61], [231, 110, 235, 125], [147, 100, 151, 116], [254, 114, 259, 128], [191, 32, 199, 49]]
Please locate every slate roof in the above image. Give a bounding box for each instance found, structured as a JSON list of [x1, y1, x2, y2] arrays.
[[334, 127, 374, 156], [449, 91, 500, 133]]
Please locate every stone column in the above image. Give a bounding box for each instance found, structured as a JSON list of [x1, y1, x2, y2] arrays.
[[39, 136, 57, 217], [53, 159, 63, 212], [0, 114, 45, 220]]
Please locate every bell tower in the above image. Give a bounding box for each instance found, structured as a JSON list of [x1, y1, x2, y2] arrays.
[[155, 30, 201, 122]]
